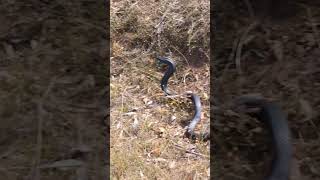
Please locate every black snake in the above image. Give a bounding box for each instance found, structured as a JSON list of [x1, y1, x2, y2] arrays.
[[156, 57, 176, 95], [155, 57, 290, 179], [235, 95, 292, 180], [156, 57, 209, 141]]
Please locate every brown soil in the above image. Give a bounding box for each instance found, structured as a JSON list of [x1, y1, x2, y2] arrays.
[[213, 1, 320, 180], [0, 1, 107, 179]]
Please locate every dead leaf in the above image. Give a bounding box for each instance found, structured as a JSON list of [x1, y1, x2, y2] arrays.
[[30, 40, 38, 49], [159, 127, 166, 133], [271, 40, 283, 61], [169, 161, 176, 169], [3, 43, 15, 58], [299, 99, 313, 122]]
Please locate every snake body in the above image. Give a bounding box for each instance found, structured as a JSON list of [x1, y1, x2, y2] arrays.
[[235, 96, 291, 180], [156, 57, 207, 140], [156, 57, 176, 95], [186, 93, 202, 138]]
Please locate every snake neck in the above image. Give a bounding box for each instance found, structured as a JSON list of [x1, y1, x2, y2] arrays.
[[235, 96, 291, 180], [261, 103, 291, 180]]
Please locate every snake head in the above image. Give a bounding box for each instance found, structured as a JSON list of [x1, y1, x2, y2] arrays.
[[184, 130, 196, 140], [184, 91, 194, 98], [233, 94, 267, 115]]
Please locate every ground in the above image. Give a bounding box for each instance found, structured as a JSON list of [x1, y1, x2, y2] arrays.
[[0, 1, 107, 179], [110, 0, 210, 179], [213, 1, 320, 179], [1, 0, 318, 179]]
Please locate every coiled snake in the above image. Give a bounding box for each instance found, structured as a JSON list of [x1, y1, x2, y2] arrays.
[[156, 57, 209, 141], [235, 95, 292, 180]]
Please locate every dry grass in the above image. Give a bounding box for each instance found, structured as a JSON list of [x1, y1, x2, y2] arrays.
[[110, 0, 210, 179], [111, 0, 209, 53]]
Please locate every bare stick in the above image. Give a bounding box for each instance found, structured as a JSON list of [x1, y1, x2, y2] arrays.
[[235, 21, 258, 74], [32, 77, 57, 180], [172, 143, 209, 159]]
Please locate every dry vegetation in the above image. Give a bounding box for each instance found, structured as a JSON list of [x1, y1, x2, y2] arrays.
[[110, 0, 210, 179]]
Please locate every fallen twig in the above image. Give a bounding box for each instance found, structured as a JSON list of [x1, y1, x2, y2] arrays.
[[235, 21, 258, 74], [31, 77, 57, 180], [172, 143, 209, 159]]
